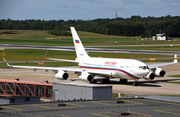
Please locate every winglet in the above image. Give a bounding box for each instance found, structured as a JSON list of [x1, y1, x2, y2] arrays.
[[3, 58, 11, 67], [174, 54, 178, 63]]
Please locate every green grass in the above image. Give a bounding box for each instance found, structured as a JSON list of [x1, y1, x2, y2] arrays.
[[0, 49, 169, 62], [167, 82, 180, 84], [0, 30, 67, 39], [0, 62, 76, 67], [88, 52, 169, 59], [141, 59, 175, 62], [112, 93, 126, 98], [0, 49, 171, 67], [159, 94, 180, 97], [0, 62, 77, 67], [0, 30, 138, 39], [166, 75, 180, 84], [168, 75, 180, 77], [0, 38, 73, 46], [0, 49, 76, 61], [101, 45, 180, 51], [0, 30, 180, 46]]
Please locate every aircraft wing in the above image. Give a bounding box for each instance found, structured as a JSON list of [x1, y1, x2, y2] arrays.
[[3, 57, 113, 76], [148, 54, 178, 69], [45, 58, 79, 63], [3, 58, 82, 72]]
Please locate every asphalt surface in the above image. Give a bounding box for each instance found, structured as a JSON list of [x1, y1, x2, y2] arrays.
[[1, 44, 180, 55], [1, 62, 180, 95], [1, 98, 180, 117]]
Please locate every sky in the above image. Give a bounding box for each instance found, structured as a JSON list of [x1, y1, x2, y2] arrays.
[[0, 0, 180, 21]]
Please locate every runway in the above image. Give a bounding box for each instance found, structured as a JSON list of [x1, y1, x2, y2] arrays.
[[0, 44, 180, 55]]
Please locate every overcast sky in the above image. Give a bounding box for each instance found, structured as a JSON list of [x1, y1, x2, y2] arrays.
[[0, 0, 180, 21]]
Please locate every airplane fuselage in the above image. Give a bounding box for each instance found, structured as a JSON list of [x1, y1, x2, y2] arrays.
[[79, 57, 150, 80]]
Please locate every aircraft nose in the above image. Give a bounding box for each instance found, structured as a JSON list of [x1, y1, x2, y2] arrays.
[[143, 69, 150, 76], [135, 69, 150, 77]]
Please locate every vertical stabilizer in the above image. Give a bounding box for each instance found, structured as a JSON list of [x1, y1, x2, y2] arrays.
[[70, 27, 89, 60]]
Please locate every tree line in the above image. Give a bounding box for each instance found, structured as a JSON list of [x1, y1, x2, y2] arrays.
[[0, 15, 180, 37]]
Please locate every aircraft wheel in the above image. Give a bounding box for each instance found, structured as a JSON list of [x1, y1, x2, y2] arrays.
[[90, 80, 97, 84], [119, 79, 128, 84], [102, 79, 110, 84], [124, 79, 128, 84]]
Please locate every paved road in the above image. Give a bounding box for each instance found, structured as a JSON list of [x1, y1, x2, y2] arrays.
[[0, 44, 180, 55]]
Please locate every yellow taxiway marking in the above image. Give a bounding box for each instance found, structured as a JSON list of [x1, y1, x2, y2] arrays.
[[91, 113, 110, 117], [59, 115, 70, 117], [91, 101, 114, 106], [0, 110, 16, 112], [91, 100, 139, 106], [155, 109, 180, 116], [35, 115, 69, 117], [92, 111, 151, 117], [65, 103, 85, 107], [32, 103, 78, 109], [2, 106, 22, 111], [32, 104, 54, 109], [139, 99, 180, 106]]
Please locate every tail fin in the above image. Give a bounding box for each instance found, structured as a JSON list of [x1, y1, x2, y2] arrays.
[[70, 27, 89, 60]]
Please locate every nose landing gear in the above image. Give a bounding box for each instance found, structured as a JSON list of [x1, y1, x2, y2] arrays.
[[133, 79, 139, 86]]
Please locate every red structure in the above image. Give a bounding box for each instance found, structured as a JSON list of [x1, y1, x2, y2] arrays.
[[0, 79, 53, 100]]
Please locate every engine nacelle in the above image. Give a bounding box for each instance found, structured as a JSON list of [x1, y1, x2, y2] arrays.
[[144, 72, 155, 80], [154, 68, 166, 77], [55, 70, 69, 80], [79, 72, 93, 81]]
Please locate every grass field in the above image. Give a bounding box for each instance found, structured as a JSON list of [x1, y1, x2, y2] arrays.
[[0, 30, 178, 67], [0, 49, 169, 61], [167, 82, 180, 84], [0, 49, 171, 67], [168, 75, 180, 77], [102, 45, 180, 51], [0, 62, 77, 68], [0, 30, 180, 46]]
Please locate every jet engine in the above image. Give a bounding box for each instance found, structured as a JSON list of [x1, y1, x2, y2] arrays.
[[55, 70, 69, 80], [144, 72, 155, 80], [79, 72, 93, 81], [154, 68, 166, 77]]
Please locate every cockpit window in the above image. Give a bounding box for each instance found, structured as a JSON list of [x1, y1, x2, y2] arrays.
[[139, 66, 149, 70]]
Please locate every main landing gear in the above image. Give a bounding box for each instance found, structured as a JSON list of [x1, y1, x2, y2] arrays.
[[90, 79, 97, 84], [102, 78, 110, 84], [119, 79, 128, 84]]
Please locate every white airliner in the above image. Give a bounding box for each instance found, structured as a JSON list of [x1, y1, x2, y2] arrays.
[[3, 27, 178, 86]]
